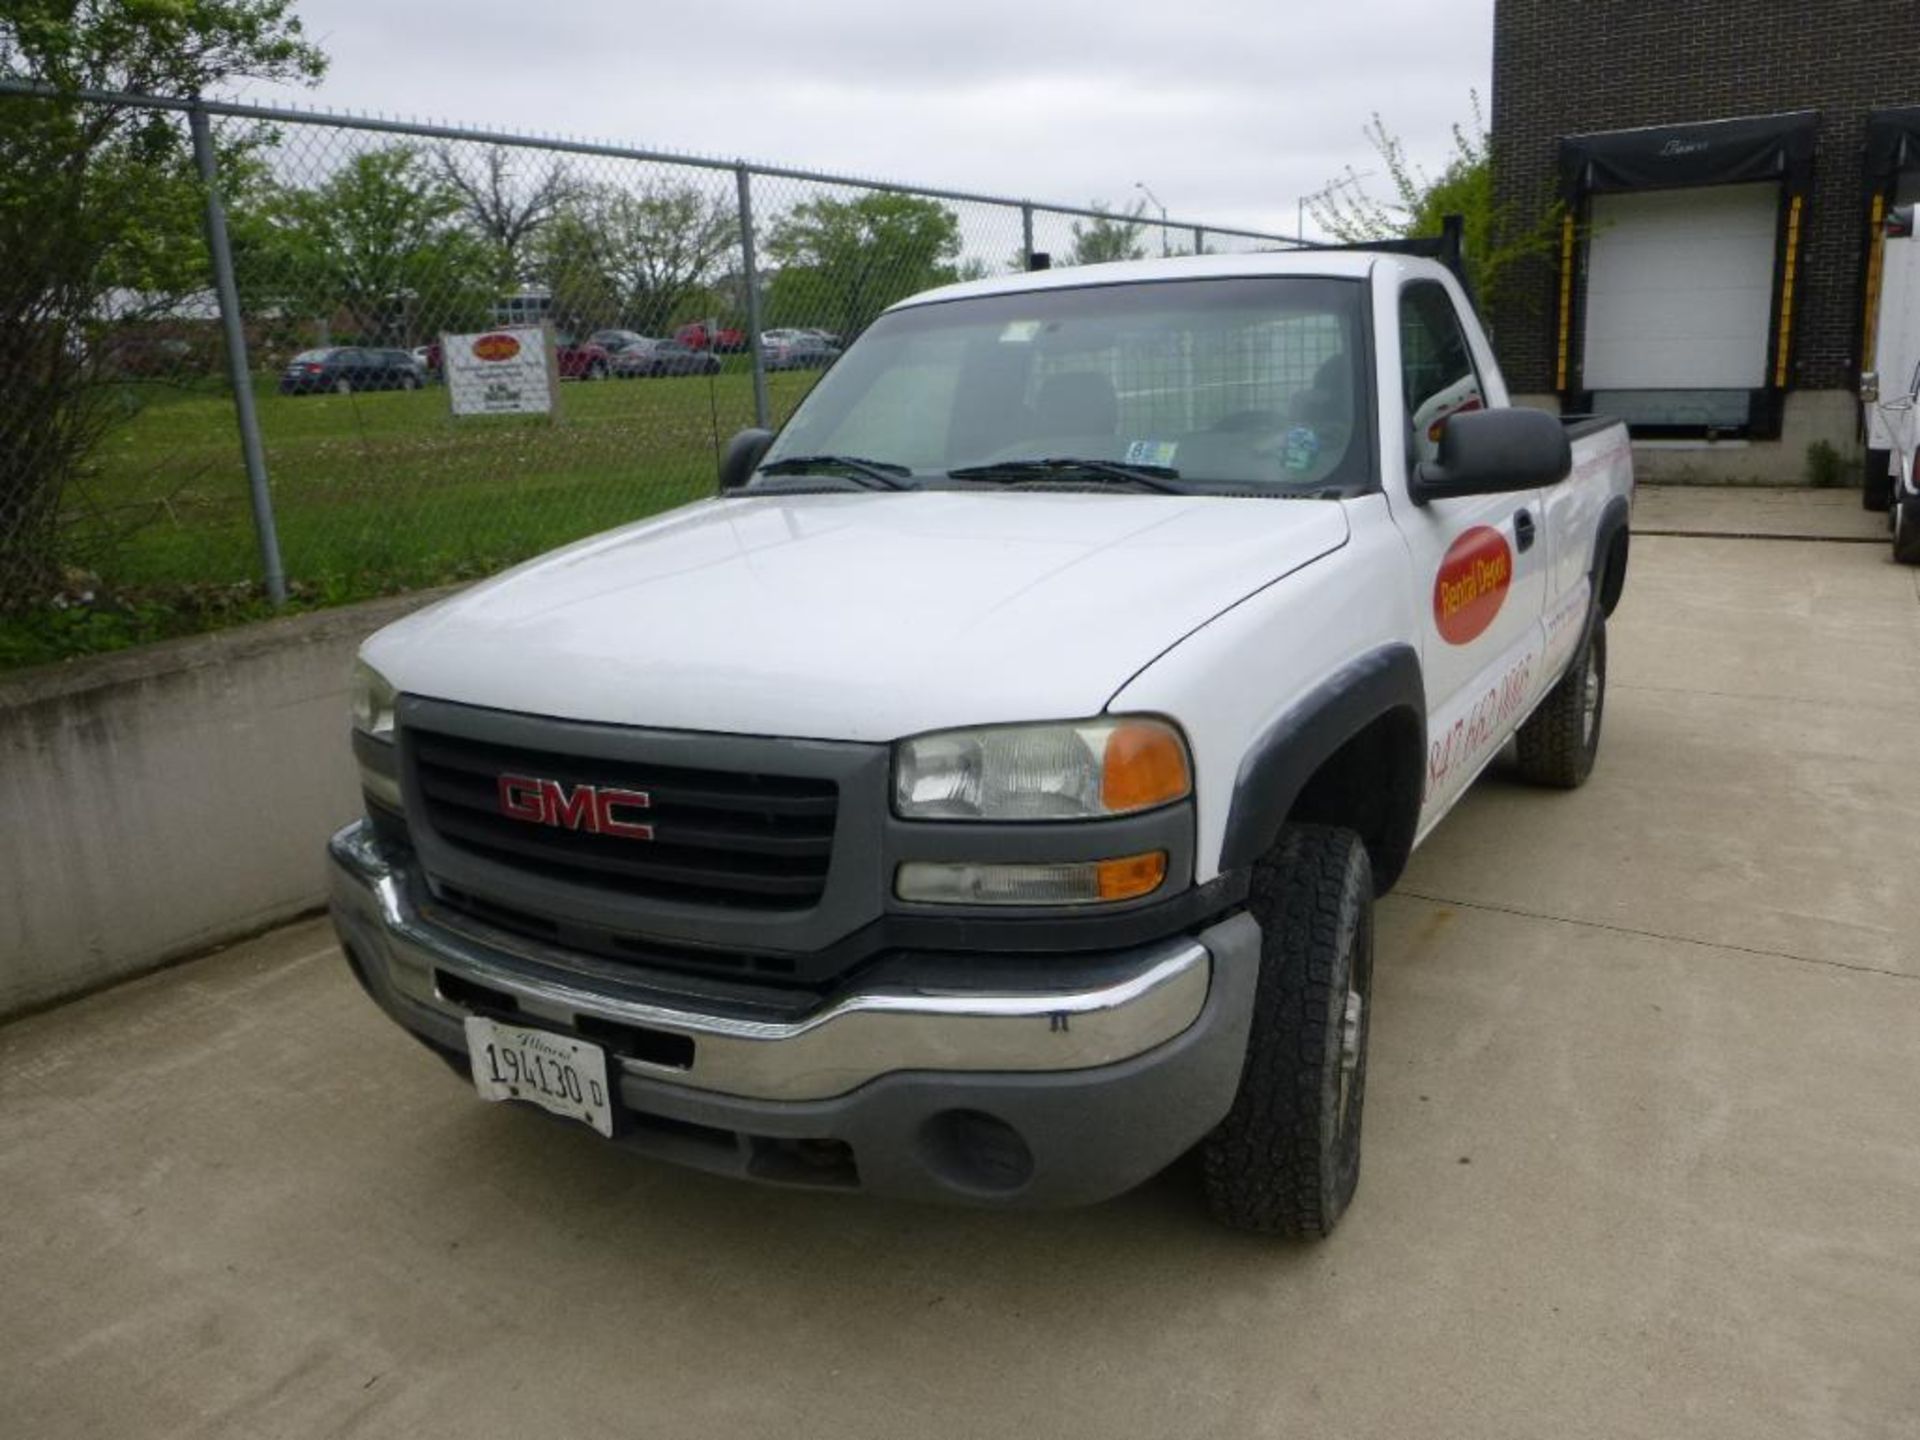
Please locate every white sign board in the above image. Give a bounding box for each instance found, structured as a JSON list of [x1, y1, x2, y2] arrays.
[[443, 325, 558, 416]]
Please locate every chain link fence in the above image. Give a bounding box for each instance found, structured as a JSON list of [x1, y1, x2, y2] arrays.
[[0, 80, 1296, 666]]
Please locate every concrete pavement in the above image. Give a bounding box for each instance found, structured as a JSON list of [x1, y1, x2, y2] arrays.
[[4, 518, 1919, 1439]]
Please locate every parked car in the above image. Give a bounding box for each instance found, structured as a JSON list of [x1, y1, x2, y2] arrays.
[[765, 334, 842, 371], [553, 335, 612, 381], [279, 347, 423, 395], [610, 338, 722, 378], [589, 329, 651, 354], [674, 322, 747, 353], [331, 246, 1633, 1236]]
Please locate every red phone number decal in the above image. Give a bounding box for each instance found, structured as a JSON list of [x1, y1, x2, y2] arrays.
[[1427, 651, 1535, 798]]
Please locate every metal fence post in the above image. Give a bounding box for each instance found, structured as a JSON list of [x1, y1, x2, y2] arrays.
[[1022, 203, 1036, 270], [735, 164, 769, 430], [189, 100, 286, 606], [1193, 225, 1206, 255]]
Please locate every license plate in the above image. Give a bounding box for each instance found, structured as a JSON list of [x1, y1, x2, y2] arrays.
[[464, 1016, 614, 1137]]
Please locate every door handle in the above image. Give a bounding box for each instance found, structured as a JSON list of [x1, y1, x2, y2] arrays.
[[1514, 508, 1536, 553]]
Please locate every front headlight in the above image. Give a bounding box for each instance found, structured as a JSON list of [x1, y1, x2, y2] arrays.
[[349, 660, 402, 812], [349, 659, 398, 739], [893, 717, 1191, 821]]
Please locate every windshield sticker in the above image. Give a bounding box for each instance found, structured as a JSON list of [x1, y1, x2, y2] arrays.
[[999, 320, 1044, 344], [1281, 425, 1322, 473], [1124, 439, 1178, 467]]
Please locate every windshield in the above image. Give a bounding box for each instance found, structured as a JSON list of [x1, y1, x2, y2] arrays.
[[761, 276, 1371, 493]]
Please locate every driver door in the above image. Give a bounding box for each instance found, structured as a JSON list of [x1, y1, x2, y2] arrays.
[[1392, 280, 1549, 831]]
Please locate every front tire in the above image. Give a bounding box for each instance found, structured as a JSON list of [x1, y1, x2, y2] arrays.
[[1201, 824, 1374, 1238], [1515, 615, 1606, 788], [1865, 449, 1893, 512]]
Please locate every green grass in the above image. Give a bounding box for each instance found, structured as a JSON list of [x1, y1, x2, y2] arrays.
[[3, 362, 822, 669]]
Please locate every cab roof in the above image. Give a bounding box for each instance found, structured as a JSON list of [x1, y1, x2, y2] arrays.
[[887, 248, 1389, 313]]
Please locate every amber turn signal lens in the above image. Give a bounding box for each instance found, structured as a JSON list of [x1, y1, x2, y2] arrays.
[[1096, 850, 1168, 901], [1100, 720, 1192, 813]]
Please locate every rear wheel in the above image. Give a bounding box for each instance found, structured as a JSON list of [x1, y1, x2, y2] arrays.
[[1865, 449, 1894, 512], [398, 372, 418, 391], [1515, 615, 1606, 788], [333, 377, 352, 395], [1895, 496, 1920, 565], [587, 360, 608, 381], [1200, 824, 1374, 1238]]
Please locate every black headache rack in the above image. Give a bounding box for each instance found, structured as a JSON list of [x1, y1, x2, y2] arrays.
[[1028, 212, 1481, 318], [1309, 214, 1480, 317]]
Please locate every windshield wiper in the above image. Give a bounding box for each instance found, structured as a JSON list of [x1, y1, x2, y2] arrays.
[[946, 457, 1186, 494], [756, 454, 914, 490]]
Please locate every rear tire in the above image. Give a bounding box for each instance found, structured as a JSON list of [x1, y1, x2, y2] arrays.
[[333, 377, 352, 395], [1200, 824, 1374, 1238], [1515, 614, 1606, 788], [1865, 449, 1893, 512], [1895, 497, 1920, 565]]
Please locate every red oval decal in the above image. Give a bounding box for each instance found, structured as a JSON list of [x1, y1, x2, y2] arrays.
[[1433, 525, 1513, 645], [472, 332, 520, 362]]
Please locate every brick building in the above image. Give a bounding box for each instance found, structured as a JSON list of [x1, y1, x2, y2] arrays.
[[1490, 0, 1920, 482]]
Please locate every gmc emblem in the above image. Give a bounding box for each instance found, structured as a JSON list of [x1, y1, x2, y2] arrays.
[[497, 773, 654, 840]]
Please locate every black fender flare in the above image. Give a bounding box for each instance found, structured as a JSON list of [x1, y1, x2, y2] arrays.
[[1593, 495, 1631, 618], [1218, 643, 1427, 884]]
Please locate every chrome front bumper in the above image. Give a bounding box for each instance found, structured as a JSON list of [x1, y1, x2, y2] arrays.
[[326, 822, 1215, 1105]]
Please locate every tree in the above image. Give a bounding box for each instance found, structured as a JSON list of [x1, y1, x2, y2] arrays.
[[531, 179, 738, 334], [763, 192, 962, 338], [433, 144, 577, 288], [261, 145, 495, 343], [1066, 201, 1148, 266], [0, 1, 325, 609], [1307, 93, 1557, 312]]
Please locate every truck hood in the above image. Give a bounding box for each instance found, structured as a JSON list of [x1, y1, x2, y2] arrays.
[[365, 491, 1349, 741]]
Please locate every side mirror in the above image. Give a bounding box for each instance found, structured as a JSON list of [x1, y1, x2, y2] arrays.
[[1412, 407, 1572, 505], [718, 427, 774, 492], [1861, 370, 1881, 404]]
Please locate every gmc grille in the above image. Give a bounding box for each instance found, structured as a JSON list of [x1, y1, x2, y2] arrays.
[[409, 727, 839, 911]]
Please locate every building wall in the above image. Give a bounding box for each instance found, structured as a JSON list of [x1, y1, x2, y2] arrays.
[[1491, 0, 1919, 400]]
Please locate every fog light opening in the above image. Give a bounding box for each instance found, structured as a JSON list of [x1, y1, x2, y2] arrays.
[[918, 1109, 1035, 1195]]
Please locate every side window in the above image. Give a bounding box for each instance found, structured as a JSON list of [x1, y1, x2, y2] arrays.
[[1398, 282, 1485, 466]]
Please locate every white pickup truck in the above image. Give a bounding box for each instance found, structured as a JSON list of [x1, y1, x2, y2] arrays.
[[329, 248, 1633, 1236], [1861, 202, 1920, 563]]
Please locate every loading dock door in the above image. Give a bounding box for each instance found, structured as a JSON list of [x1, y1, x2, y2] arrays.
[[1581, 182, 1781, 393]]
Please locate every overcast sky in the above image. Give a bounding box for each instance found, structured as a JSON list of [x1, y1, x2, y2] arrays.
[[234, 0, 1493, 243]]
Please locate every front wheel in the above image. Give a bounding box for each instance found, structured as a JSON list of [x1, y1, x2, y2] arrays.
[[1201, 824, 1374, 1238], [587, 361, 608, 381], [1515, 615, 1606, 788], [398, 372, 418, 391]]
